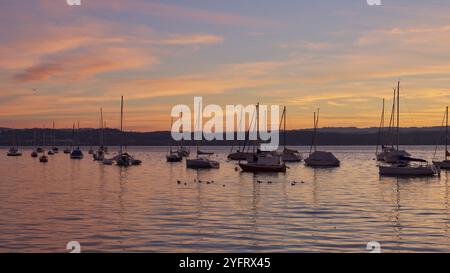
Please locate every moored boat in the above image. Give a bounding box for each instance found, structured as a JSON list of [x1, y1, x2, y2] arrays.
[[379, 81, 437, 176], [433, 106, 450, 169], [379, 163, 439, 176], [305, 109, 340, 168]]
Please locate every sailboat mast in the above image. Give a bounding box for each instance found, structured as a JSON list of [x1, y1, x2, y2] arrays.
[[120, 96, 124, 154], [376, 98, 385, 155], [180, 112, 184, 151], [168, 117, 173, 153], [196, 102, 201, 157], [310, 111, 316, 154], [446, 106, 449, 160], [284, 106, 287, 150], [71, 123, 75, 148], [77, 121, 80, 148], [100, 108, 104, 146], [397, 81, 400, 151], [255, 103, 260, 153]]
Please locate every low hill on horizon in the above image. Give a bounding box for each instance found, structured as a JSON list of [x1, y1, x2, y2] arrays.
[[0, 127, 447, 146]]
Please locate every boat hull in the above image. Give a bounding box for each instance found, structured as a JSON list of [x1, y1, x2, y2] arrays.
[[186, 159, 219, 169], [167, 155, 182, 162], [304, 159, 340, 167], [433, 160, 450, 170], [239, 162, 286, 173], [282, 153, 303, 162], [228, 152, 253, 161], [379, 165, 439, 176]]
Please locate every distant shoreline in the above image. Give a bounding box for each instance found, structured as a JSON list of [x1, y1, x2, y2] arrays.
[[0, 127, 447, 146]]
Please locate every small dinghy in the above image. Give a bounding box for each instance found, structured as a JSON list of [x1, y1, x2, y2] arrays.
[[31, 151, 38, 158], [48, 150, 55, 155], [63, 147, 71, 154]]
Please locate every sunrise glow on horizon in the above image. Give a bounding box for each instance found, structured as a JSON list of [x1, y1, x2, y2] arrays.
[[1, 0, 450, 131]]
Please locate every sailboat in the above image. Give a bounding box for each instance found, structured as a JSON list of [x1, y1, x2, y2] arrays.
[[433, 106, 450, 169], [186, 105, 219, 169], [39, 126, 49, 162], [50, 121, 59, 153], [280, 106, 303, 162], [379, 81, 439, 176], [70, 122, 84, 159], [377, 88, 410, 162], [166, 117, 183, 162], [63, 127, 71, 154], [176, 112, 190, 157], [31, 129, 38, 157], [93, 108, 107, 161], [228, 111, 253, 161], [39, 154, 48, 163], [304, 109, 340, 167], [7, 130, 22, 157], [239, 103, 286, 173], [105, 96, 142, 166]]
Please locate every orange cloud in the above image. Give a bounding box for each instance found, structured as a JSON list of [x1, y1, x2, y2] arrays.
[[160, 34, 224, 45]]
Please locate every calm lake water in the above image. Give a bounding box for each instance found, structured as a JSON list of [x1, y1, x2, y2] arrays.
[[0, 146, 449, 253]]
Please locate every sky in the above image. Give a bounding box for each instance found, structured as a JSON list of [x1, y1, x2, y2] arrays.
[[1, 0, 450, 131]]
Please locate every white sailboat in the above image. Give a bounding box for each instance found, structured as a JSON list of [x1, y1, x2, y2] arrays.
[[228, 110, 253, 161], [280, 106, 302, 162], [70, 122, 84, 159], [50, 121, 59, 153], [31, 129, 38, 158], [39, 126, 49, 163], [166, 117, 182, 163], [176, 112, 190, 157], [93, 108, 107, 161], [7, 130, 22, 157], [376, 90, 411, 162], [379, 81, 439, 176], [104, 96, 142, 166], [304, 109, 340, 167], [186, 104, 219, 169], [433, 106, 450, 169], [239, 103, 286, 173]]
